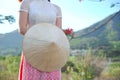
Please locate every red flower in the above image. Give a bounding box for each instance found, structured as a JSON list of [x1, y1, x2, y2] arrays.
[[64, 28, 73, 35], [63, 28, 75, 40]]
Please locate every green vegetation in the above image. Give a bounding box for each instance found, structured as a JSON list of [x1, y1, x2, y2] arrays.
[[101, 62, 120, 80], [0, 49, 120, 80], [0, 15, 15, 24], [62, 49, 108, 80], [0, 55, 20, 80], [0, 6, 120, 80]]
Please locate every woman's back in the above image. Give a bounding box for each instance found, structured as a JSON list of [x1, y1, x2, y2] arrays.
[[29, 0, 57, 27], [19, 0, 62, 80]]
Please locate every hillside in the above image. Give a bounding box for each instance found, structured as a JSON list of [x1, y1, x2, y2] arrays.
[[0, 10, 120, 56], [71, 10, 120, 49], [0, 30, 23, 48], [0, 30, 23, 56]]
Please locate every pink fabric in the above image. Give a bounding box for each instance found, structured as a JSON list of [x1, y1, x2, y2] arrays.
[[19, 53, 61, 80]]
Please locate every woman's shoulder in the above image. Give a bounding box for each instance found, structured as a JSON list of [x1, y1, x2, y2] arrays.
[[52, 4, 61, 10]]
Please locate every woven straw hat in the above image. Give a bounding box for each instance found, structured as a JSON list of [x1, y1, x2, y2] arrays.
[[22, 23, 70, 72]]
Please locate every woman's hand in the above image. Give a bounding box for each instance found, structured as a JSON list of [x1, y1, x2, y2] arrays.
[[19, 11, 28, 35], [63, 28, 75, 40]]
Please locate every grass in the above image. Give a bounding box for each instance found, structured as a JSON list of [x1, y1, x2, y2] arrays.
[[0, 54, 120, 80]]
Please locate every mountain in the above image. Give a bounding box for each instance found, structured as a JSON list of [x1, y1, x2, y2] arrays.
[[71, 10, 120, 49], [0, 30, 23, 56], [0, 10, 120, 56], [0, 30, 23, 48]]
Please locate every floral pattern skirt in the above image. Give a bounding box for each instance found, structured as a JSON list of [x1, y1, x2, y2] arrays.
[[18, 53, 61, 80]]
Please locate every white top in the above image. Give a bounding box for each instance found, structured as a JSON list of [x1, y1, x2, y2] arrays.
[[20, 0, 62, 28]]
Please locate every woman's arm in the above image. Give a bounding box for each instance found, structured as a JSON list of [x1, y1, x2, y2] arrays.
[[56, 17, 62, 28], [19, 11, 28, 35], [54, 4, 62, 28]]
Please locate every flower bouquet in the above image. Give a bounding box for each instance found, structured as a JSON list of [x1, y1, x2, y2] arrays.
[[63, 28, 74, 40]]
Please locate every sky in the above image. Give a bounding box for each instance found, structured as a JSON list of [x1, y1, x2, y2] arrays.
[[0, 0, 119, 34]]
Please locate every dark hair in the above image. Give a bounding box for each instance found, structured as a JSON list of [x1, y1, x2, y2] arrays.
[[48, 0, 50, 2], [18, 0, 22, 2]]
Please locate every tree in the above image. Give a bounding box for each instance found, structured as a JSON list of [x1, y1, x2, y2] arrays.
[[110, 2, 120, 8], [79, 0, 120, 8], [0, 15, 15, 24]]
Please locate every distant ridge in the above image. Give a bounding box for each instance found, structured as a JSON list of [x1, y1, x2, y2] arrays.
[[0, 30, 23, 56], [0, 30, 23, 48], [75, 10, 120, 38], [0, 10, 120, 55], [71, 10, 120, 49]]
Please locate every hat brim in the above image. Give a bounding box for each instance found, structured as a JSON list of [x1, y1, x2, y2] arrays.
[[23, 23, 70, 72]]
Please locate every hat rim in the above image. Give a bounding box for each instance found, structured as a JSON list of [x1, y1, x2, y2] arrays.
[[23, 23, 70, 72]]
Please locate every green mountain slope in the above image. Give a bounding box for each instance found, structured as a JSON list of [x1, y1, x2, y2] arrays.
[[71, 10, 120, 49], [0, 10, 120, 56], [0, 30, 23, 48], [0, 30, 23, 56]]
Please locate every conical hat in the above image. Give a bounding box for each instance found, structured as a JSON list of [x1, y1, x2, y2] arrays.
[[22, 23, 70, 72]]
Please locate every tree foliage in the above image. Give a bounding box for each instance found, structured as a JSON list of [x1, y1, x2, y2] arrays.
[[79, 0, 120, 8], [0, 15, 15, 24]]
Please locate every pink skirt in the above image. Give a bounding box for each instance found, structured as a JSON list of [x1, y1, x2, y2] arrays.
[[18, 53, 61, 80]]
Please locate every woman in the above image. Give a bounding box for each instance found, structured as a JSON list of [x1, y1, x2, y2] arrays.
[[18, 0, 62, 80]]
